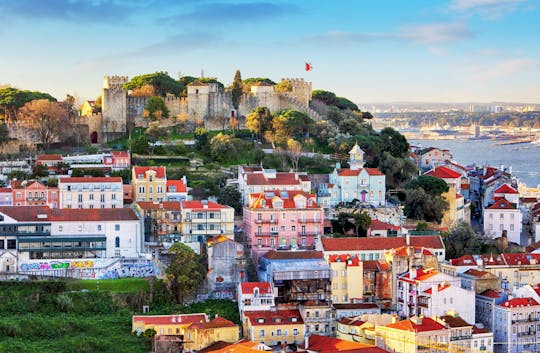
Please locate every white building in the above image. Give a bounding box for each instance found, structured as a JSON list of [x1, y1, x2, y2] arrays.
[[483, 198, 522, 244], [417, 283, 476, 324], [237, 282, 275, 316], [493, 297, 540, 353], [58, 177, 123, 209]]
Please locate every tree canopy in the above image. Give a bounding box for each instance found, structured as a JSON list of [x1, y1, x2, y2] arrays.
[[246, 107, 273, 140], [403, 187, 448, 223], [230, 70, 243, 110], [18, 99, 69, 150], [444, 222, 482, 259], [165, 242, 206, 305], [407, 175, 449, 196], [0, 87, 56, 121], [124, 72, 183, 97], [312, 90, 359, 111], [144, 96, 169, 120]]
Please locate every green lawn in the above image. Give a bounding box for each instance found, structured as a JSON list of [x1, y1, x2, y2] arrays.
[[67, 278, 151, 293]]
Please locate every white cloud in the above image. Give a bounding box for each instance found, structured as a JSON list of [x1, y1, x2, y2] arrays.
[[399, 22, 473, 45], [471, 58, 540, 81], [449, 0, 526, 18]]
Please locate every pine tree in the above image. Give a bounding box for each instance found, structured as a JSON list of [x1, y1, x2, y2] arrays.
[[231, 70, 242, 110]]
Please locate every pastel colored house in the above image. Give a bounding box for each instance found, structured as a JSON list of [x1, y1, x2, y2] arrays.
[[493, 297, 540, 353], [135, 201, 182, 243], [180, 200, 235, 243], [58, 177, 123, 209], [243, 190, 323, 261], [242, 309, 305, 347], [0, 187, 13, 206], [182, 316, 240, 351], [483, 198, 522, 244], [419, 147, 452, 170], [327, 143, 386, 207], [132, 166, 167, 202], [328, 254, 363, 304], [238, 282, 275, 316], [11, 179, 59, 208], [132, 313, 207, 335], [165, 178, 188, 202], [417, 283, 476, 324]]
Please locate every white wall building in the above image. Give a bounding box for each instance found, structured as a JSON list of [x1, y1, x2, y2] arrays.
[[483, 198, 522, 244], [418, 283, 476, 324], [58, 177, 123, 209]]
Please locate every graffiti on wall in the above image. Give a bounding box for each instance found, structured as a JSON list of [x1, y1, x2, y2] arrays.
[[99, 261, 156, 279]]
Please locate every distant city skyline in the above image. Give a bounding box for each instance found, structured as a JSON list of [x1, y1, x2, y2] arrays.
[[1, 0, 539, 103]]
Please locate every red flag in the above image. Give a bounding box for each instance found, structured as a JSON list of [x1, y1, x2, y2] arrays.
[[305, 62, 313, 71]]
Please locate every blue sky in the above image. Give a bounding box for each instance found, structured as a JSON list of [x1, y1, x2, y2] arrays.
[[0, 0, 538, 103]]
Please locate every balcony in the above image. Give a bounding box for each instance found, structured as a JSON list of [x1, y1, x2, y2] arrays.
[[517, 331, 535, 337], [450, 335, 472, 341], [255, 218, 278, 224], [297, 218, 319, 224], [255, 232, 279, 237]]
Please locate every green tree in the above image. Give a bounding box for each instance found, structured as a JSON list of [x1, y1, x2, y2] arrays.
[[217, 186, 242, 214], [144, 96, 169, 120], [403, 188, 448, 223], [145, 122, 168, 155], [312, 90, 338, 106], [275, 80, 292, 93], [407, 175, 449, 196], [124, 72, 183, 97], [131, 135, 149, 155], [272, 110, 315, 145], [230, 70, 242, 110], [0, 87, 56, 121], [246, 107, 273, 141], [380, 127, 409, 158], [444, 222, 482, 259], [287, 138, 302, 172], [351, 210, 371, 236], [194, 127, 210, 153], [32, 164, 49, 178], [210, 133, 236, 162], [165, 242, 206, 305], [378, 152, 417, 189]]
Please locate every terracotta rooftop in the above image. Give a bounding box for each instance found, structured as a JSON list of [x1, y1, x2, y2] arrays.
[[321, 236, 444, 252], [338, 318, 366, 327], [36, 154, 62, 161], [0, 206, 139, 222], [494, 183, 518, 194], [478, 289, 504, 299], [133, 166, 166, 179], [400, 268, 438, 283], [240, 282, 272, 295], [188, 316, 237, 330], [438, 315, 472, 327], [137, 201, 181, 211], [328, 254, 360, 267], [487, 198, 516, 210], [385, 317, 447, 332], [370, 219, 400, 231], [337, 168, 384, 177], [462, 269, 494, 278], [181, 200, 229, 210], [59, 177, 122, 183], [307, 334, 383, 352], [243, 309, 303, 326], [424, 283, 451, 294], [166, 179, 187, 193], [110, 151, 130, 158], [245, 172, 300, 186], [248, 190, 319, 209], [499, 297, 539, 308], [425, 166, 462, 179]]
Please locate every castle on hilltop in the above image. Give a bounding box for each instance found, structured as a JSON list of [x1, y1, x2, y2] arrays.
[[84, 76, 322, 143]]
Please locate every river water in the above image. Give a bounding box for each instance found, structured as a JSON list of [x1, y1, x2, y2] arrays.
[[409, 139, 540, 188]]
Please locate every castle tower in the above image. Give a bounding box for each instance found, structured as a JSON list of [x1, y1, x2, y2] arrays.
[[187, 81, 211, 124], [102, 76, 128, 142], [348, 142, 365, 170], [282, 78, 312, 106]]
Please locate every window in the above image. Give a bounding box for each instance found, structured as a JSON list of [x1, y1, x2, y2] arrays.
[[138, 186, 145, 193], [500, 213, 504, 220], [281, 226, 285, 232], [277, 329, 282, 336], [257, 238, 262, 246], [333, 283, 338, 290], [0, 240, 3, 249], [489, 213, 493, 219], [282, 212, 286, 220], [98, 225, 102, 231], [342, 283, 347, 289], [112, 194, 116, 200], [270, 238, 275, 246], [100, 194, 105, 202], [257, 226, 262, 235], [257, 213, 262, 221], [7, 239, 16, 249], [115, 224, 120, 231], [500, 224, 504, 231], [259, 330, 265, 337], [78, 194, 83, 202], [115, 237, 120, 248], [292, 226, 296, 232], [59, 225, 63, 232], [342, 295, 347, 301]]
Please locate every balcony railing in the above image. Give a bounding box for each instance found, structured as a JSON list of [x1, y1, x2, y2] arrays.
[[255, 219, 278, 224], [297, 218, 319, 223], [450, 335, 472, 341]]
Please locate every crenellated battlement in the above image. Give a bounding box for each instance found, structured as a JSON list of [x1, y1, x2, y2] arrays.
[[103, 76, 128, 89]]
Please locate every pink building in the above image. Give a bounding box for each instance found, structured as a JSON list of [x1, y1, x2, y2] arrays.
[[0, 187, 13, 206], [243, 190, 323, 261], [104, 151, 131, 171], [11, 180, 59, 208]]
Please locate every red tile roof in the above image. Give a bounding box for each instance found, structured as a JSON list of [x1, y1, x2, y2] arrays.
[[0, 206, 139, 222], [110, 151, 130, 158], [262, 250, 323, 260], [370, 219, 400, 231], [365, 168, 384, 176], [338, 318, 366, 327], [337, 168, 384, 177], [248, 190, 319, 209], [479, 289, 504, 299], [499, 298, 539, 308], [240, 282, 272, 295], [245, 172, 300, 186], [472, 325, 489, 334], [424, 283, 451, 294], [333, 303, 379, 310], [132, 313, 207, 326], [425, 166, 461, 179], [400, 268, 438, 283], [0, 187, 12, 193], [59, 177, 122, 183], [494, 184, 518, 194], [181, 200, 228, 210], [487, 198, 516, 210], [321, 236, 444, 252], [385, 317, 446, 332], [133, 166, 166, 179], [188, 316, 237, 329], [328, 254, 360, 266], [307, 334, 375, 351], [462, 269, 493, 277], [36, 154, 62, 161], [137, 201, 181, 211], [393, 246, 434, 257], [439, 315, 472, 327], [243, 310, 303, 326], [166, 179, 187, 193]]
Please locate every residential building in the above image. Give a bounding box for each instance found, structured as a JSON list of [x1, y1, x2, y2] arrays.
[[327, 143, 386, 207], [419, 147, 452, 170], [333, 303, 381, 319], [425, 166, 470, 228], [476, 289, 509, 332], [206, 236, 245, 293], [493, 297, 540, 353], [237, 166, 311, 205], [417, 283, 476, 324], [0, 187, 13, 206], [135, 201, 182, 243], [437, 314, 494, 353], [328, 254, 363, 303], [238, 282, 275, 317], [106, 151, 131, 171], [336, 314, 396, 345], [493, 184, 520, 205], [165, 178, 188, 202], [180, 200, 235, 244], [0, 206, 144, 278], [58, 177, 123, 209], [243, 190, 323, 261], [36, 154, 63, 173], [299, 300, 336, 336], [182, 316, 240, 352], [459, 268, 500, 294], [258, 250, 331, 303], [375, 316, 449, 353], [306, 334, 388, 353], [242, 309, 304, 347], [483, 198, 523, 244], [132, 166, 167, 202], [396, 268, 462, 320], [11, 179, 59, 208], [368, 219, 401, 237], [361, 260, 392, 307], [132, 313, 208, 335]]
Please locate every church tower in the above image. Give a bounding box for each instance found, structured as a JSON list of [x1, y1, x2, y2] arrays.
[[348, 142, 365, 170]]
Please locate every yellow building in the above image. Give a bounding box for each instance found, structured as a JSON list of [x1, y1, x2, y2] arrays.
[[183, 316, 240, 351], [375, 316, 449, 353], [328, 254, 363, 303], [132, 313, 207, 336], [80, 100, 96, 117], [132, 166, 167, 202], [243, 309, 305, 347]]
